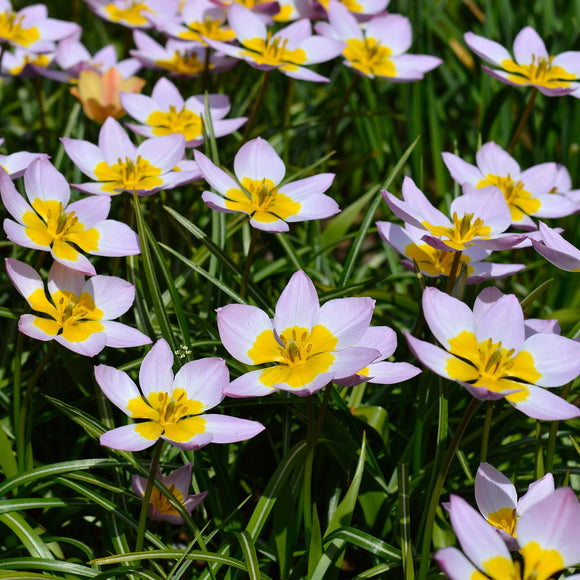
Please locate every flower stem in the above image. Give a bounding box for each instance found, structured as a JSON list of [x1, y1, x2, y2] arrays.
[[241, 226, 259, 300], [327, 74, 360, 151], [545, 381, 573, 473], [135, 440, 164, 554], [241, 70, 271, 144], [507, 87, 538, 154], [445, 251, 463, 295], [303, 384, 333, 546], [479, 401, 494, 463], [417, 397, 479, 580]]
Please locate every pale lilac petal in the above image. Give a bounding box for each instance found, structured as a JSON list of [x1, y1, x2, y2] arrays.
[[0, 170, 32, 222], [1, 151, 48, 178], [18, 314, 54, 342], [55, 331, 107, 357], [61, 138, 105, 179], [325, 0, 360, 39], [173, 357, 228, 410], [201, 414, 265, 443], [52, 250, 96, 276], [278, 173, 334, 197], [533, 194, 577, 218], [194, 150, 239, 194], [316, 296, 375, 348], [24, 159, 69, 205], [99, 117, 137, 163], [356, 326, 397, 358], [473, 287, 504, 323], [524, 318, 560, 338], [435, 546, 482, 580], [91, 220, 140, 256], [376, 221, 412, 255], [449, 188, 512, 235], [368, 14, 411, 55], [4, 220, 50, 251], [249, 215, 289, 232], [120, 92, 158, 123], [390, 54, 442, 81], [517, 487, 580, 566], [476, 294, 524, 350], [101, 321, 151, 348], [85, 275, 135, 319], [298, 36, 345, 64], [523, 333, 580, 387], [475, 142, 520, 178], [48, 261, 84, 297], [508, 384, 580, 420], [202, 191, 235, 213], [224, 369, 277, 398], [441, 152, 483, 186], [422, 287, 476, 350], [461, 382, 519, 401], [138, 134, 185, 173], [151, 76, 184, 106], [163, 432, 214, 451], [274, 270, 319, 333], [405, 332, 456, 380], [532, 222, 580, 271], [228, 3, 267, 45], [513, 27, 548, 64], [139, 338, 175, 396], [474, 462, 517, 521], [217, 304, 274, 365], [517, 473, 554, 515], [464, 31, 513, 67], [331, 347, 380, 379], [518, 163, 558, 196], [468, 262, 525, 283], [66, 196, 110, 226], [100, 423, 158, 451], [234, 138, 285, 185], [284, 194, 340, 221], [95, 364, 141, 416], [275, 371, 335, 396], [365, 360, 422, 384], [552, 51, 580, 76]]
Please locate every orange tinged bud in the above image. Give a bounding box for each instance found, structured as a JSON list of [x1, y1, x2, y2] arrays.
[[70, 67, 145, 124]]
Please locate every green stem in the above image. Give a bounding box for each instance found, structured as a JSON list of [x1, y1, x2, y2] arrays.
[[302, 384, 332, 547], [135, 440, 164, 554], [545, 382, 573, 473], [240, 226, 258, 300], [535, 420, 544, 480], [17, 341, 57, 472], [202, 47, 211, 94], [507, 87, 538, 154], [327, 74, 360, 151], [282, 77, 295, 165], [445, 251, 463, 295], [418, 397, 479, 580], [241, 70, 271, 144], [479, 401, 494, 463]]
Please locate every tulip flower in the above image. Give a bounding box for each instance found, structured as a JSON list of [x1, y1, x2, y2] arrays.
[[465, 26, 580, 97], [121, 77, 246, 147], [474, 462, 554, 549], [70, 67, 146, 124], [406, 287, 580, 419], [531, 221, 580, 272], [377, 221, 524, 283], [85, 0, 179, 29], [61, 117, 200, 196], [132, 462, 207, 524], [195, 137, 338, 232], [96, 338, 265, 451], [383, 176, 523, 252], [0, 1, 79, 52], [442, 142, 576, 228], [131, 30, 234, 77], [436, 490, 580, 580], [203, 4, 345, 82], [1, 159, 140, 275], [316, 1, 441, 81], [6, 259, 150, 356], [218, 270, 381, 397]]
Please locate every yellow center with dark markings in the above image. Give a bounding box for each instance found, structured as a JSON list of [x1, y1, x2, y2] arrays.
[[127, 388, 206, 442], [29, 288, 105, 342], [404, 242, 474, 277], [501, 55, 575, 89], [224, 177, 301, 224], [178, 17, 235, 45], [242, 33, 307, 69], [148, 484, 184, 517], [104, 1, 151, 26], [487, 506, 517, 537], [344, 37, 396, 78], [248, 325, 338, 388], [156, 50, 208, 76], [146, 106, 203, 141], [422, 212, 491, 250], [22, 199, 100, 261], [94, 156, 163, 194], [477, 174, 542, 221], [445, 331, 541, 401], [0, 10, 40, 47]]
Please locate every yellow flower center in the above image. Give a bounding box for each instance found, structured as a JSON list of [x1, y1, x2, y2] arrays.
[[9, 53, 50, 75], [156, 50, 208, 76], [148, 484, 184, 517], [127, 388, 207, 443], [146, 105, 203, 141], [248, 325, 339, 389], [224, 177, 301, 224], [501, 55, 576, 89], [178, 17, 236, 45], [482, 555, 519, 580], [317, 0, 363, 12], [477, 174, 542, 222], [104, 1, 151, 26], [94, 156, 163, 194], [29, 288, 105, 343], [0, 10, 40, 47], [422, 212, 491, 250], [343, 37, 396, 77], [520, 541, 565, 580], [487, 506, 517, 537], [22, 199, 100, 261], [404, 242, 474, 277], [445, 331, 541, 399], [242, 32, 307, 69]]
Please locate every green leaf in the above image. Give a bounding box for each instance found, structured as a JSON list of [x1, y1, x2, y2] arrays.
[[352, 406, 389, 444], [0, 514, 53, 559], [234, 531, 260, 580], [323, 527, 402, 562], [0, 559, 97, 577], [0, 423, 18, 480], [307, 504, 323, 579], [0, 499, 71, 514]]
